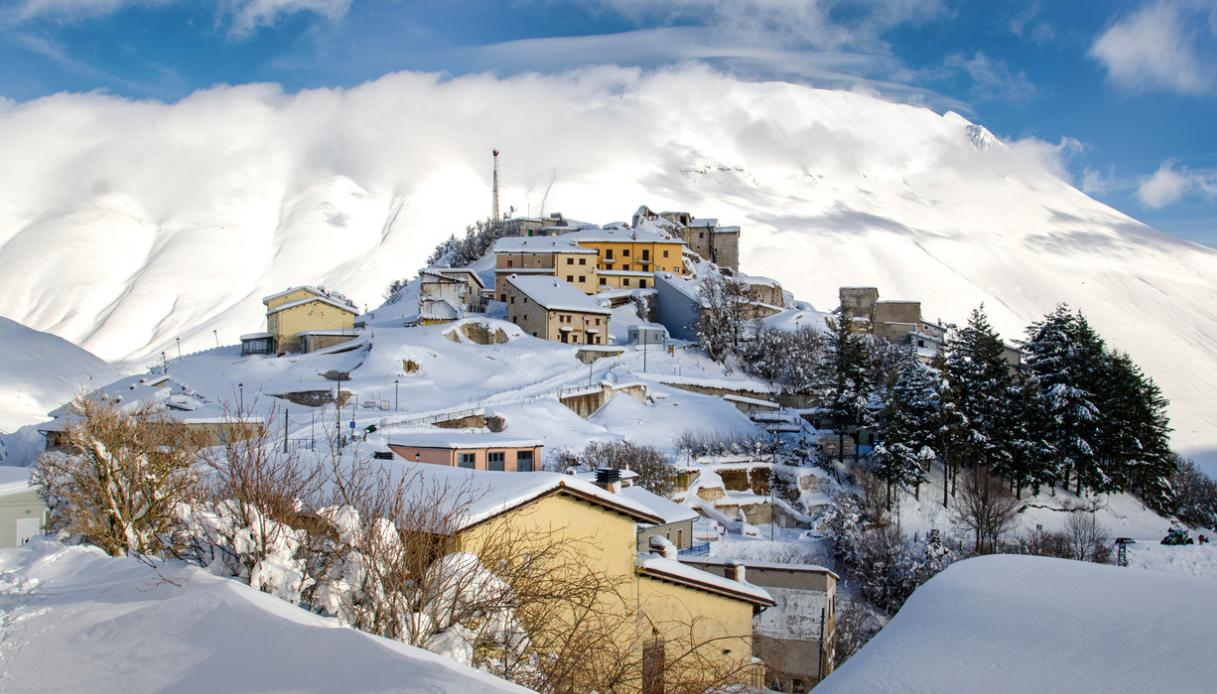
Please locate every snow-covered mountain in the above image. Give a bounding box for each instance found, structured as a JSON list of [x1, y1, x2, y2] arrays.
[[0, 316, 118, 433], [0, 66, 1214, 462]]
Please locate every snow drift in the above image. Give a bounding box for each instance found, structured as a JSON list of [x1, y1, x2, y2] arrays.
[[817, 554, 1217, 693], [0, 66, 1214, 464], [0, 316, 118, 433], [0, 540, 528, 693]]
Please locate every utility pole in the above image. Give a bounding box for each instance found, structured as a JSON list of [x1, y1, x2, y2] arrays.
[[283, 409, 289, 453], [491, 149, 501, 222], [335, 376, 343, 448], [176, 337, 182, 360]]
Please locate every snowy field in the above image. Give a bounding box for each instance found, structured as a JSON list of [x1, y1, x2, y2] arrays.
[[817, 554, 1217, 694], [0, 541, 528, 693]]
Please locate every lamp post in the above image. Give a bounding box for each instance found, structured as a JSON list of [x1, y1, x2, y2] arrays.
[[394, 378, 400, 411], [238, 382, 244, 416], [213, 329, 219, 348], [160, 351, 167, 374], [176, 337, 182, 359]]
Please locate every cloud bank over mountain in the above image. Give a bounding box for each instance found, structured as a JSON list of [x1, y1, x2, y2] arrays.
[[0, 65, 1214, 460]]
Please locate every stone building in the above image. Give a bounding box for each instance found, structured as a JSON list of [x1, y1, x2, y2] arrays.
[[504, 274, 612, 344]]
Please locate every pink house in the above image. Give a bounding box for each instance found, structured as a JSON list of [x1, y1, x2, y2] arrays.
[[388, 432, 544, 472]]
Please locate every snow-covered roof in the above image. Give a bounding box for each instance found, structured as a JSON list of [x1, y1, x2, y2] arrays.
[[433, 267, 486, 288], [506, 275, 612, 315], [266, 295, 358, 316], [261, 285, 325, 304], [619, 486, 700, 525], [0, 465, 34, 496], [493, 267, 555, 275], [562, 227, 677, 244], [681, 555, 838, 579], [714, 225, 740, 234], [689, 218, 717, 228], [389, 432, 543, 449], [653, 272, 705, 305], [239, 332, 273, 341], [298, 328, 362, 337], [722, 394, 781, 409], [736, 273, 780, 288], [636, 554, 774, 606], [394, 463, 664, 529], [493, 237, 596, 255]]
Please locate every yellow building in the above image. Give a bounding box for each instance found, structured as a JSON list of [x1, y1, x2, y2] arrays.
[[245, 286, 359, 355], [404, 463, 773, 691], [492, 237, 600, 301], [565, 227, 684, 275]]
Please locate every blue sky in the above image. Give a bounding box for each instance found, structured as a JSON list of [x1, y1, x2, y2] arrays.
[[2, 0, 1215, 247]]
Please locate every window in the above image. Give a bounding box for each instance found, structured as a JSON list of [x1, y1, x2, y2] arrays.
[[605, 249, 614, 259], [662, 249, 669, 257], [599, 277, 607, 286], [458, 453, 476, 469], [639, 279, 648, 288], [677, 529, 683, 547], [578, 257, 586, 265], [623, 278, 631, 287], [623, 248, 631, 257], [499, 294, 505, 302], [488, 451, 505, 471], [567, 275, 574, 282], [566, 257, 574, 265], [595, 318, 601, 326], [698, 232, 704, 239], [507, 259, 514, 267], [605, 263, 614, 270], [516, 450, 534, 472], [578, 276, 586, 283], [642, 249, 650, 260], [510, 296, 515, 304]]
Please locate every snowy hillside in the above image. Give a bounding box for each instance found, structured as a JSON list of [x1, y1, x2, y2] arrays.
[[0, 67, 1214, 463], [0, 540, 528, 693], [0, 316, 118, 433], [817, 554, 1217, 693]]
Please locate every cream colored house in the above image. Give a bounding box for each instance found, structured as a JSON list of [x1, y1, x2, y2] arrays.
[[504, 274, 611, 344], [401, 462, 773, 691], [0, 467, 46, 549], [244, 286, 359, 355]]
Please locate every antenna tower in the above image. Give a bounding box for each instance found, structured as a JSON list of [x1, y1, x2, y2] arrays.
[[492, 149, 501, 221]]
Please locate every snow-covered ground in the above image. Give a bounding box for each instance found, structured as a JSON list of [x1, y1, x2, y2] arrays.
[[0, 540, 528, 693], [0, 317, 118, 434], [817, 554, 1217, 694]]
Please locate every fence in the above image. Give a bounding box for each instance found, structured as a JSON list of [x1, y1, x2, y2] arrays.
[[678, 542, 711, 557]]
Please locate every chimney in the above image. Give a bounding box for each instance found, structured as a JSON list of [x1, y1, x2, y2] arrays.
[[729, 562, 746, 583], [595, 466, 621, 494]]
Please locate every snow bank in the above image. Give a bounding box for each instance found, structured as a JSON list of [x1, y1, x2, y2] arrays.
[[817, 554, 1217, 694], [0, 540, 529, 693]]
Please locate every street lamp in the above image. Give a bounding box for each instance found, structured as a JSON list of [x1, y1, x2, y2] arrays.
[[238, 382, 244, 416], [176, 337, 182, 359], [394, 378, 400, 411]]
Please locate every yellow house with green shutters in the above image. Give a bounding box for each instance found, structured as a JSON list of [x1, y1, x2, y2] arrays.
[[246, 286, 359, 356], [402, 462, 772, 691]]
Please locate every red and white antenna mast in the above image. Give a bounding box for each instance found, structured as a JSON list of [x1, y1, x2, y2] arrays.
[[491, 148, 500, 222]]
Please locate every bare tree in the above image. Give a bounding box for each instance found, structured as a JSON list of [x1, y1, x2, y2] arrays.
[[1064, 506, 1112, 564], [697, 274, 750, 362], [32, 397, 200, 558], [953, 467, 1021, 554], [578, 440, 675, 495]]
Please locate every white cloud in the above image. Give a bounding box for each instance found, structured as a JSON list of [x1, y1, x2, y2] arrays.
[[1081, 167, 1109, 196], [1089, 0, 1217, 95], [944, 51, 1035, 104], [4, 0, 350, 36], [1005, 135, 1085, 181], [1138, 162, 1217, 208]]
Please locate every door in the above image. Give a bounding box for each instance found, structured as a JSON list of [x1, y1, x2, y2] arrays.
[[16, 516, 40, 545]]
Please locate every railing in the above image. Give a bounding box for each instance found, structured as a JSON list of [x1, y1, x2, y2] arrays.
[[678, 542, 711, 556]]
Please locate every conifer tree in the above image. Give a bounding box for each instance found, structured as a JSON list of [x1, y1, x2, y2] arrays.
[[1096, 351, 1175, 508], [944, 306, 1014, 473], [821, 314, 874, 466], [874, 352, 938, 505], [1002, 370, 1055, 498], [1023, 305, 1104, 495]]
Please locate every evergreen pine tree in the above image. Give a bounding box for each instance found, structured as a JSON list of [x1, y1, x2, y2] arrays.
[[874, 351, 939, 505], [821, 314, 874, 466], [1097, 351, 1176, 509], [1024, 305, 1104, 495], [1003, 370, 1055, 497], [944, 306, 1014, 473]]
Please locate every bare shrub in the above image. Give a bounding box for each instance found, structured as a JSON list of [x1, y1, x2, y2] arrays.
[[32, 397, 200, 557], [1064, 509, 1112, 564], [579, 440, 674, 495], [833, 596, 883, 666], [953, 467, 1021, 554]]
